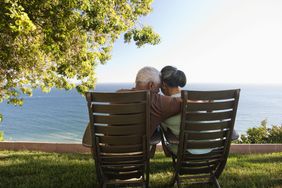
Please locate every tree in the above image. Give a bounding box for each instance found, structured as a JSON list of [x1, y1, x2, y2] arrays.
[[0, 0, 160, 107]]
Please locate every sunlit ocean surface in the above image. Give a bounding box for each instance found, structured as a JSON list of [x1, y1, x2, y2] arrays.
[[1, 83, 282, 143]]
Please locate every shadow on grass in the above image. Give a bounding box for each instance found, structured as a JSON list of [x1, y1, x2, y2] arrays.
[[0, 161, 97, 188], [247, 155, 282, 164], [0, 151, 96, 188], [3, 152, 92, 160], [1, 151, 282, 188], [150, 152, 282, 188], [220, 172, 282, 188], [150, 159, 172, 174]]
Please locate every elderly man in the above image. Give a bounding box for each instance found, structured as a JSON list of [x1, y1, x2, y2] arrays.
[[132, 66, 181, 136], [82, 66, 181, 147]]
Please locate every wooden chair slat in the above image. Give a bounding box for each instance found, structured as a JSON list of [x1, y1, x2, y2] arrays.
[[92, 103, 146, 114], [184, 148, 224, 158], [187, 101, 234, 111], [185, 130, 228, 140], [88, 91, 147, 103], [100, 154, 144, 159], [99, 135, 142, 145], [107, 179, 143, 185], [100, 154, 144, 164], [102, 160, 145, 165], [183, 155, 223, 161], [182, 149, 224, 161], [105, 172, 142, 180], [103, 166, 143, 172], [187, 90, 236, 100], [179, 166, 216, 175], [181, 159, 221, 168], [95, 125, 145, 136], [185, 140, 225, 149], [186, 111, 232, 121], [94, 113, 145, 124], [100, 144, 143, 153], [101, 164, 144, 168], [185, 121, 230, 131]]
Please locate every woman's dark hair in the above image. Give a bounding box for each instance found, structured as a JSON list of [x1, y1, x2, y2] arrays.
[[161, 66, 186, 87]]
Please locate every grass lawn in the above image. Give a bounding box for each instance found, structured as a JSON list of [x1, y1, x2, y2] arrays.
[[0, 151, 282, 188]]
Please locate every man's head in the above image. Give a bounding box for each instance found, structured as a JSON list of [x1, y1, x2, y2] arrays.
[[135, 66, 161, 93]]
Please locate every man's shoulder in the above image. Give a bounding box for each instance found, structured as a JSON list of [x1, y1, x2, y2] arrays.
[[151, 93, 181, 112], [151, 92, 180, 102]]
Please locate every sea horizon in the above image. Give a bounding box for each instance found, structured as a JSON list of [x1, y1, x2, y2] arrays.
[[1, 82, 282, 143]]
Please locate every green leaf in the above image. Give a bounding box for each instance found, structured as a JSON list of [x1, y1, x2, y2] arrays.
[[0, 0, 158, 110]]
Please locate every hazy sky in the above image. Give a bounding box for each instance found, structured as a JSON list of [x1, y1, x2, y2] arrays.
[[96, 0, 282, 84]]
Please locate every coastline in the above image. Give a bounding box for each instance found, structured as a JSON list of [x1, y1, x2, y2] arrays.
[[1, 141, 282, 154], [1, 83, 282, 142]]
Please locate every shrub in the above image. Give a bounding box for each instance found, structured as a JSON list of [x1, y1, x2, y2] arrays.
[[0, 131, 3, 141], [268, 125, 282, 143], [239, 119, 282, 144]]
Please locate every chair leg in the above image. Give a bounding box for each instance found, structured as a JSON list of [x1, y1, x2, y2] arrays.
[[149, 144, 156, 158], [145, 166, 149, 188], [143, 182, 146, 188], [176, 175, 181, 188], [170, 158, 181, 188], [96, 172, 102, 188], [172, 156, 177, 168], [170, 170, 178, 187], [145, 181, 149, 188], [212, 176, 221, 188], [97, 182, 104, 188], [170, 174, 176, 187], [161, 136, 172, 157], [145, 182, 149, 188]]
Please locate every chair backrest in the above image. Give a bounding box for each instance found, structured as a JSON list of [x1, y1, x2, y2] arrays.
[[85, 91, 150, 187], [176, 89, 240, 179]]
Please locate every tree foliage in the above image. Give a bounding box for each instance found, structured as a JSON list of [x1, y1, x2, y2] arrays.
[[0, 0, 160, 107]]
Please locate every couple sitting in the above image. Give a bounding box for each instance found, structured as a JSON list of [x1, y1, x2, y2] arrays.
[[82, 66, 184, 148], [133, 65, 186, 139], [82, 66, 238, 154]]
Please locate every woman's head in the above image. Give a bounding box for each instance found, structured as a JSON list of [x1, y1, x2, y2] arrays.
[[160, 66, 186, 96]]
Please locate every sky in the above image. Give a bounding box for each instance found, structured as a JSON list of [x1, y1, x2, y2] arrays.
[[96, 0, 282, 84]]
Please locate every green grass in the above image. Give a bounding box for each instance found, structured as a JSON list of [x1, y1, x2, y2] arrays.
[[0, 151, 282, 188]]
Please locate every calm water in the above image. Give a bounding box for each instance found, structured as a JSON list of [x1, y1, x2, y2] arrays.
[[0, 83, 282, 142]]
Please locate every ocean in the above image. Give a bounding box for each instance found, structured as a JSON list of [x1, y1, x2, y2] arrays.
[[0, 83, 282, 143]]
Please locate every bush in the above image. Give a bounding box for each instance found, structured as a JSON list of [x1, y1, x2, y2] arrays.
[[0, 131, 3, 141], [268, 125, 282, 143], [239, 119, 282, 144], [0, 114, 3, 141]]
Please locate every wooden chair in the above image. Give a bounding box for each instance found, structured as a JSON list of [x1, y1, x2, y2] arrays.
[[166, 89, 240, 188], [85, 91, 151, 188]]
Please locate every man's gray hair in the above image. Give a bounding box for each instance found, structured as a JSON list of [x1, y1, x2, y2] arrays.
[[135, 66, 161, 84]]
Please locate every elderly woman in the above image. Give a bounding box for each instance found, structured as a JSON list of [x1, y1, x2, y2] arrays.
[[160, 66, 215, 155], [160, 66, 186, 137]]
